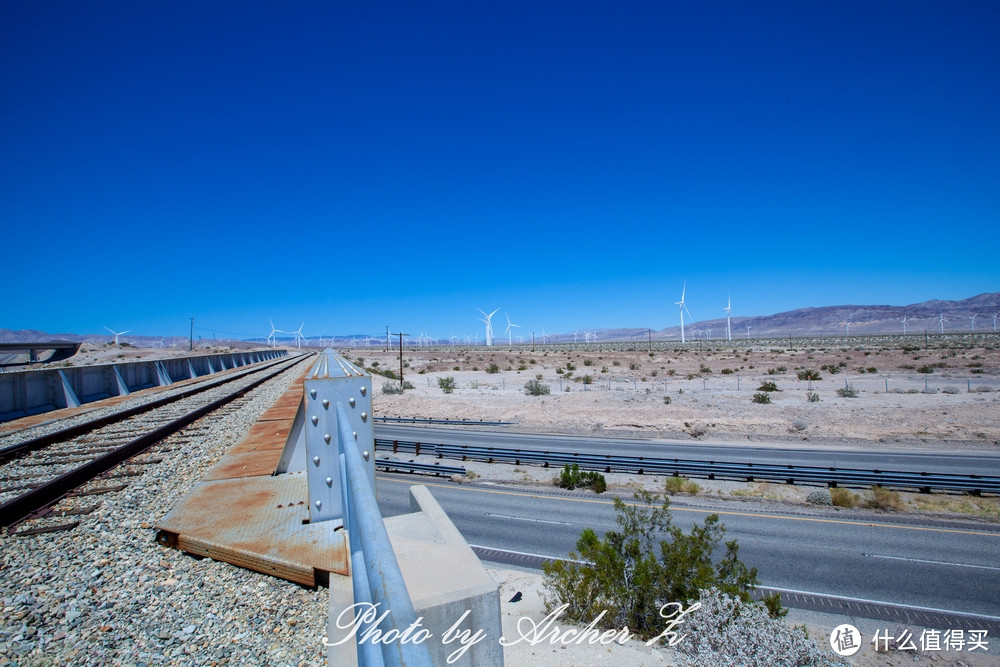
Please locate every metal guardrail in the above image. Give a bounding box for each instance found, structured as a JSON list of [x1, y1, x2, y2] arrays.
[[376, 439, 1000, 495], [375, 458, 466, 477], [304, 352, 433, 667], [375, 416, 515, 426]]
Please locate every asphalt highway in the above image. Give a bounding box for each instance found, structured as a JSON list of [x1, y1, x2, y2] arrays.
[[376, 476, 1000, 621], [374, 424, 1000, 476]]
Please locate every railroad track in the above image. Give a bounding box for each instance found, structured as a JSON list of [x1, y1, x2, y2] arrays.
[[0, 354, 312, 534], [374, 438, 1000, 495]]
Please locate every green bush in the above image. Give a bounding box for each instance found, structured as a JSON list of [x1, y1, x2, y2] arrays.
[[917, 365, 934, 373], [541, 491, 763, 640], [485, 363, 500, 374], [524, 379, 551, 396], [556, 463, 606, 493], [752, 392, 771, 404], [664, 476, 699, 495], [438, 376, 456, 393], [381, 382, 403, 395], [797, 369, 822, 381], [757, 381, 778, 392], [836, 385, 858, 398], [806, 391, 820, 403]]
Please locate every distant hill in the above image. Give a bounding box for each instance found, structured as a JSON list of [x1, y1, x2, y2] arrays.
[[4, 292, 998, 346], [547, 292, 1000, 342]]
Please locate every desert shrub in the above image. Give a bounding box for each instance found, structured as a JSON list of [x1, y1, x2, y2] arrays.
[[675, 588, 845, 665], [485, 363, 500, 374], [797, 369, 821, 381], [556, 463, 606, 493], [866, 367, 878, 374], [583, 359, 594, 366], [941, 386, 960, 394], [830, 488, 859, 507], [566, 362, 576, 371], [524, 379, 550, 396], [401, 380, 414, 390], [720, 368, 734, 374], [541, 491, 763, 641], [381, 382, 403, 395], [974, 386, 994, 393], [756, 381, 778, 392], [752, 392, 771, 404], [836, 385, 858, 398], [805, 391, 820, 402], [452, 366, 460, 371], [579, 374, 594, 385], [437, 376, 456, 393], [663, 395, 672, 405], [805, 490, 832, 505], [917, 365, 934, 373], [700, 364, 712, 374], [865, 486, 904, 511], [665, 476, 700, 495], [612, 360, 621, 366]]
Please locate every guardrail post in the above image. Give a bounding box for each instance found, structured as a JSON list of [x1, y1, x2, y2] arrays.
[[304, 349, 433, 667]]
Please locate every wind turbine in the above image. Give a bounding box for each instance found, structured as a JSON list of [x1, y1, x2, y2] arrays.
[[541, 329, 548, 344], [901, 313, 908, 335], [477, 308, 500, 346], [745, 322, 752, 340], [266, 318, 285, 347], [104, 326, 131, 345], [938, 312, 947, 334], [970, 314, 978, 332], [293, 323, 305, 349], [675, 282, 693, 343], [504, 313, 520, 346], [993, 313, 998, 332], [573, 330, 579, 344], [724, 294, 732, 341]]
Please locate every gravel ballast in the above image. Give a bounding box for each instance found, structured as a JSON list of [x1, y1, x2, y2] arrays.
[[0, 357, 327, 667]]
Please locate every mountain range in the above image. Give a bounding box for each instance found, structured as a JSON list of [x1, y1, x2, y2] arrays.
[[3, 292, 998, 347]]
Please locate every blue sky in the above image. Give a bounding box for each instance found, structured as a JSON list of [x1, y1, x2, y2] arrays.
[[2, 1, 997, 342]]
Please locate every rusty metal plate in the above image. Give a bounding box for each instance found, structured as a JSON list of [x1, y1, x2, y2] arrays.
[[156, 473, 348, 586], [203, 449, 285, 480], [258, 392, 302, 421]]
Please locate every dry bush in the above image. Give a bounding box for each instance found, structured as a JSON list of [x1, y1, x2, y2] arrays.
[[865, 485, 904, 511], [830, 488, 859, 508], [675, 588, 848, 666]]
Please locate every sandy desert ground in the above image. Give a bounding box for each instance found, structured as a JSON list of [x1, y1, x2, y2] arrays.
[[360, 341, 1000, 448]]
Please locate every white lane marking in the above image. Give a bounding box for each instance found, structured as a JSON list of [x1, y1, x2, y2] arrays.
[[863, 553, 1000, 572], [485, 512, 572, 526], [763, 585, 1000, 622]]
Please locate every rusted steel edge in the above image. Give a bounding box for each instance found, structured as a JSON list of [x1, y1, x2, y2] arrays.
[[0, 355, 294, 465], [0, 356, 309, 530]]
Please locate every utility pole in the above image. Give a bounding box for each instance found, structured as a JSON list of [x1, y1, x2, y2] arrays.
[[189, 318, 194, 351], [385, 325, 390, 352], [648, 329, 652, 353], [394, 332, 410, 386]]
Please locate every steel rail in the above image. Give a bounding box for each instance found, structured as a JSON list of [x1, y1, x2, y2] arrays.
[[0, 356, 307, 529], [373, 439, 1000, 494], [0, 355, 294, 464]]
